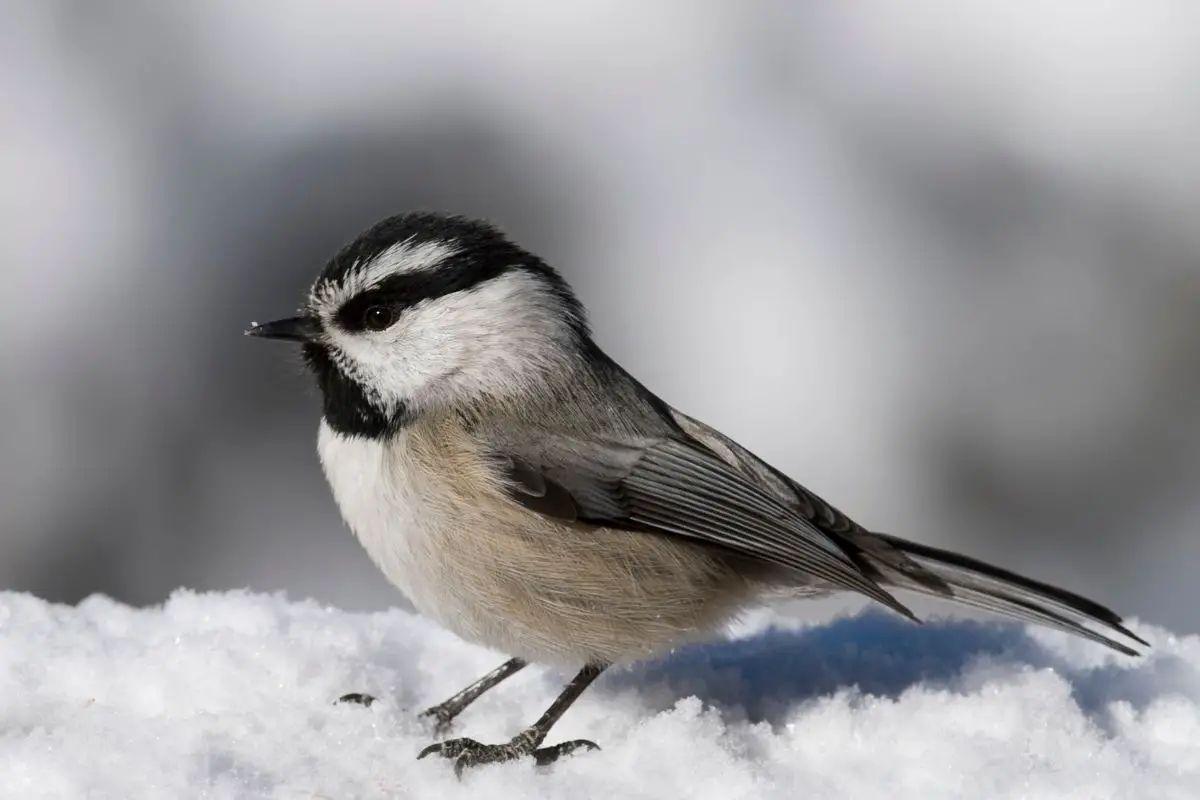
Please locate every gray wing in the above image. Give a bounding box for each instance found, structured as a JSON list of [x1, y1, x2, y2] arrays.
[[665, 410, 954, 594], [487, 428, 917, 621], [666, 409, 1147, 656]]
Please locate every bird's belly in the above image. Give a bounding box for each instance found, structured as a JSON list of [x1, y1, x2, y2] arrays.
[[317, 420, 755, 666]]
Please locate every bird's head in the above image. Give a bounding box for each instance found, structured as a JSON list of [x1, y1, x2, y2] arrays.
[[247, 212, 588, 437]]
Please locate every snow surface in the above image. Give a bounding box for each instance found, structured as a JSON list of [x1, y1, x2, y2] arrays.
[[0, 591, 1195, 799]]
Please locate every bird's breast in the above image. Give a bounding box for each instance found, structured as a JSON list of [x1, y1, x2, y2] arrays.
[[316, 419, 462, 626], [315, 417, 757, 666]]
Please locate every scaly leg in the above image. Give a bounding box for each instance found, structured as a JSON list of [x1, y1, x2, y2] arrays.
[[418, 663, 606, 776], [418, 657, 528, 735], [337, 657, 528, 736]]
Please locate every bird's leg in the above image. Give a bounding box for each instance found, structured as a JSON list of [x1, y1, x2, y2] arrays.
[[418, 657, 528, 735], [335, 657, 527, 722], [418, 663, 606, 776]]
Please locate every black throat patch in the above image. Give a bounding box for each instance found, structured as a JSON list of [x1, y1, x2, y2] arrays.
[[302, 343, 405, 438]]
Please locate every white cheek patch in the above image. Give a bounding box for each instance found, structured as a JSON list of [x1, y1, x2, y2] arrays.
[[422, 276, 573, 401], [326, 271, 576, 414], [327, 309, 443, 412]]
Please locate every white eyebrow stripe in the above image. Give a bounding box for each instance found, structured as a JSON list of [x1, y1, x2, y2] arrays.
[[310, 238, 461, 308], [356, 239, 461, 286]]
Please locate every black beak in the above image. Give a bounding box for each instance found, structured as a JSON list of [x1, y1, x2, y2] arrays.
[[244, 315, 321, 342]]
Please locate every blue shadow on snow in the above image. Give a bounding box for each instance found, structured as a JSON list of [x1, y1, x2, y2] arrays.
[[599, 611, 1195, 729]]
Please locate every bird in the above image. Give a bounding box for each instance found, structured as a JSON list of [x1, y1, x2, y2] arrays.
[[246, 210, 1147, 775]]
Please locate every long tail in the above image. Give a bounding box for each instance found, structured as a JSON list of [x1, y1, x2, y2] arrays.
[[848, 532, 1148, 656]]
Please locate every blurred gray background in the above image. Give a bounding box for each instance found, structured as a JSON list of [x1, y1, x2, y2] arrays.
[[3, 1, 1198, 634]]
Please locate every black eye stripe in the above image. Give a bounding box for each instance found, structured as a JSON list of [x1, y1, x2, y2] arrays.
[[308, 211, 593, 355], [335, 260, 508, 331], [315, 212, 589, 341]]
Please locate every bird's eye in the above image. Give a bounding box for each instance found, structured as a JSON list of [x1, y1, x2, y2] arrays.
[[363, 305, 395, 331]]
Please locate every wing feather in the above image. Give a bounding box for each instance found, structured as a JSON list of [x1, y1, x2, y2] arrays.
[[485, 403, 1143, 656], [668, 410, 1145, 655], [493, 433, 916, 621]]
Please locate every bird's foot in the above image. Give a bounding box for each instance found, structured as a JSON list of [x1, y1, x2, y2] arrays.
[[335, 692, 376, 707], [417, 731, 599, 777]]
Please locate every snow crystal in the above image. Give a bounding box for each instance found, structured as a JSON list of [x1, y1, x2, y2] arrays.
[[0, 590, 1195, 799]]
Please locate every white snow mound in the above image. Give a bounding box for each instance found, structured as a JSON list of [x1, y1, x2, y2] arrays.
[[0, 590, 1196, 799]]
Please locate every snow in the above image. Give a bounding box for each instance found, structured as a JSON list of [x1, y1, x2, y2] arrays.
[[0, 591, 1195, 799]]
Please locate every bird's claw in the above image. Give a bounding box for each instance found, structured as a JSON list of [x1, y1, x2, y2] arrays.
[[532, 738, 601, 766], [418, 735, 599, 777]]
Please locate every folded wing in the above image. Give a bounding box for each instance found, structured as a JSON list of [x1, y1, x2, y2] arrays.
[[493, 434, 915, 621], [487, 403, 1145, 657]]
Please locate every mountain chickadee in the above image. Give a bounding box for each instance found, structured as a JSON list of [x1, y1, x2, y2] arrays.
[[247, 211, 1146, 775]]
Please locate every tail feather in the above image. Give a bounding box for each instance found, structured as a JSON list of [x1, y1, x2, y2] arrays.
[[861, 532, 1147, 656]]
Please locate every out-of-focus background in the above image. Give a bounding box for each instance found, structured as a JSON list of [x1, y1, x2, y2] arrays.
[[3, 1, 1199, 634]]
